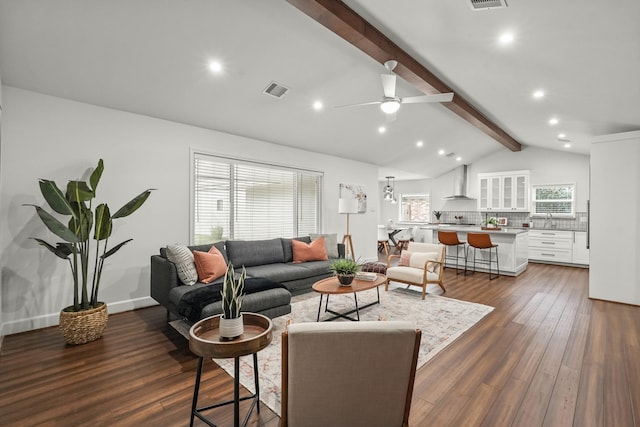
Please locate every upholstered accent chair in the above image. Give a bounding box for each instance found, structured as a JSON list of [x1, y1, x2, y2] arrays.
[[385, 241, 446, 299], [280, 321, 421, 427]]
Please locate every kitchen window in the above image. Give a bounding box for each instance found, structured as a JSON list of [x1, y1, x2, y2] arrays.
[[399, 194, 430, 222], [531, 183, 576, 218], [192, 152, 323, 243]]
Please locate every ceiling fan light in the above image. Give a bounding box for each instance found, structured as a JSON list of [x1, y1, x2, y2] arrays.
[[380, 100, 400, 114]]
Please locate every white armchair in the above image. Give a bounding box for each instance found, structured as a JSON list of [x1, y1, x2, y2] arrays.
[[385, 241, 446, 299]]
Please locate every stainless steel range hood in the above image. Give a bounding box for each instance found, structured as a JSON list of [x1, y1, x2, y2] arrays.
[[443, 165, 475, 200]]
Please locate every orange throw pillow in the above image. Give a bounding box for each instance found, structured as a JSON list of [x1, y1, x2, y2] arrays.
[[193, 246, 228, 284], [292, 237, 329, 263]]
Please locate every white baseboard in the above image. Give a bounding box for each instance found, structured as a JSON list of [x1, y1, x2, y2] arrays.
[[2, 296, 158, 336]]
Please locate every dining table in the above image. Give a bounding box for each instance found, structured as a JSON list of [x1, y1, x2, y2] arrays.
[[387, 227, 408, 247]]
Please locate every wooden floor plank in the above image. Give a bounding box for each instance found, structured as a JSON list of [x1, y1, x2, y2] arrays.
[[1, 263, 638, 427]]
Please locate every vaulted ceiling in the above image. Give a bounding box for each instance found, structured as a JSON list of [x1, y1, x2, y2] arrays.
[[1, 0, 638, 180]]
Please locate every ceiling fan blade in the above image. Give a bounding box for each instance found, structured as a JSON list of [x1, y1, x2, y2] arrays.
[[381, 74, 396, 98], [402, 92, 454, 104], [334, 101, 381, 109]]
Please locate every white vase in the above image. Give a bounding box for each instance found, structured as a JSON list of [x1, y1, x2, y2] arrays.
[[219, 314, 244, 340]]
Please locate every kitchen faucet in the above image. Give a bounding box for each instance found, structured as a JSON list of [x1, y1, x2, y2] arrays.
[[544, 213, 553, 228]]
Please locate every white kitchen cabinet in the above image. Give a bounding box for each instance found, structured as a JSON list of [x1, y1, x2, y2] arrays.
[[478, 171, 530, 212], [573, 232, 589, 265], [528, 230, 573, 264]]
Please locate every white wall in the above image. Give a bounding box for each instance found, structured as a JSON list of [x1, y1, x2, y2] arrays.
[[379, 145, 590, 223], [0, 86, 379, 334]]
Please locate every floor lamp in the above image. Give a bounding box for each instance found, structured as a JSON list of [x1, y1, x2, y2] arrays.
[[338, 198, 359, 260]]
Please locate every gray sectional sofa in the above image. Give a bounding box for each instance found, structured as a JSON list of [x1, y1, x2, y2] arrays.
[[150, 236, 344, 322]]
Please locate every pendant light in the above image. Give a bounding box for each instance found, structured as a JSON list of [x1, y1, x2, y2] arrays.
[[383, 176, 395, 201]]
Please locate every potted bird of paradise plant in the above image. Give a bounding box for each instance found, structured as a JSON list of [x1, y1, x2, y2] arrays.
[[26, 159, 152, 344]]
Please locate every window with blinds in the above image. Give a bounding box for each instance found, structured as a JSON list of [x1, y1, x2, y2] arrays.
[[531, 183, 576, 217], [399, 194, 430, 222], [193, 153, 322, 243]]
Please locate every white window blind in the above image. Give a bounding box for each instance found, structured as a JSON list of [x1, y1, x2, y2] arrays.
[[399, 194, 430, 222], [531, 184, 576, 217], [193, 153, 322, 243]]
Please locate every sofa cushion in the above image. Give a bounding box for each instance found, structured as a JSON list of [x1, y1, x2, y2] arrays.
[[282, 236, 312, 263], [166, 244, 198, 285], [295, 259, 333, 276], [193, 246, 227, 284], [175, 277, 288, 322], [292, 237, 329, 263], [243, 263, 314, 283], [226, 238, 285, 267]]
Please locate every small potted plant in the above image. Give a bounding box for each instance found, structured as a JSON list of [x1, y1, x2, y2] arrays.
[[330, 258, 360, 286], [483, 217, 499, 229], [219, 263, 246, 340], [433, 210, 442, 224]]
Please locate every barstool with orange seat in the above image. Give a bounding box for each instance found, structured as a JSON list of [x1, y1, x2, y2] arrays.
[[438, 230, 466, 275], [465, 232, 499, 280]]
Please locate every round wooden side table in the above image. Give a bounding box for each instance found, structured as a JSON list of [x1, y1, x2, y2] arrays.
[[188, 313, 273, 427]]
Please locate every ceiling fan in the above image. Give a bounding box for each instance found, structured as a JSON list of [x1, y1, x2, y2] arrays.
[[337, 60, 454, 117]]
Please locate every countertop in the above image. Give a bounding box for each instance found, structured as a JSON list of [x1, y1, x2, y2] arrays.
[[419, 224, 528, 235], [397, 222, 587, 233]]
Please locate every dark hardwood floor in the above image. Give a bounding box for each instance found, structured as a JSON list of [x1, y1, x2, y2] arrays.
[[1, 262, 638, 426]]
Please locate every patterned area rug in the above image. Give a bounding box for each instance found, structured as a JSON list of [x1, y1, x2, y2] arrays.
[[208, 287, 494, 416]]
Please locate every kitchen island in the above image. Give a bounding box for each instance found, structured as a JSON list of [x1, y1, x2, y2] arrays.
[[420, 225, 529, 276]]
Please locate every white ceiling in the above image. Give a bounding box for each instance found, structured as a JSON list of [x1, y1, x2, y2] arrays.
[[1, 0, 638, 180]]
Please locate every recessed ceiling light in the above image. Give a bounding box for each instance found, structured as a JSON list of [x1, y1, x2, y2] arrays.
[[313, 101, 323, 111], [378, 126, 386, 134], [498, 32, 515, 45], [558, 133, 566, 139], [208, 60, 223, 74], [532, 90, 545, 99], [416, 141, 424, 148], [564, 143, 571, 148], [456, 156, 462, 162], [548, 117, 559, 125], [438, 149, 445, 156]]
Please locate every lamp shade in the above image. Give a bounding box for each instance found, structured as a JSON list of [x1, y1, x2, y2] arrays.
[[338, 198, 359, 214]]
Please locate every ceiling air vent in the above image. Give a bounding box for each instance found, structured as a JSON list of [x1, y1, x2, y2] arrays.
[[469, 0, 508, 11], [263, 81, 290, 98]]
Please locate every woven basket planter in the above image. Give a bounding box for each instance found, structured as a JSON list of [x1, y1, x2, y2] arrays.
[[59, 303, 108, 345]]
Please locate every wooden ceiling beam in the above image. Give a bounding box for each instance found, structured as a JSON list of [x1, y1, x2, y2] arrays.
[[287, 0, 522, 152]]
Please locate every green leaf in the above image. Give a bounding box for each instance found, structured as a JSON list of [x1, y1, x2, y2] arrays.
[[25, 205, 79, 242], [67, 180, 94, 203], [68, 202, 93, 241], [32, 238, 73, 259], [101, 239, 132, 259], [90, 159, 104, 193], [112, 189, 153, 219], [38, 180, 75, 216], [94, 204, 112, 241]]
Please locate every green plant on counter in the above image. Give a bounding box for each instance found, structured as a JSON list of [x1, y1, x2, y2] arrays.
[[330, 258, 360, 275], [433, 210, 442, 220], [484, 217, 499, 226]]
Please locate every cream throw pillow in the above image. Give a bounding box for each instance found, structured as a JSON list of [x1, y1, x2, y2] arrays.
[[409, 251, 439, 273], [310, 233, 339, 258], [166, 244, 198, 285]]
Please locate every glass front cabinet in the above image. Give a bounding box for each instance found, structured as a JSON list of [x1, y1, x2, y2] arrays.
[[478, 171, 530, 212]]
